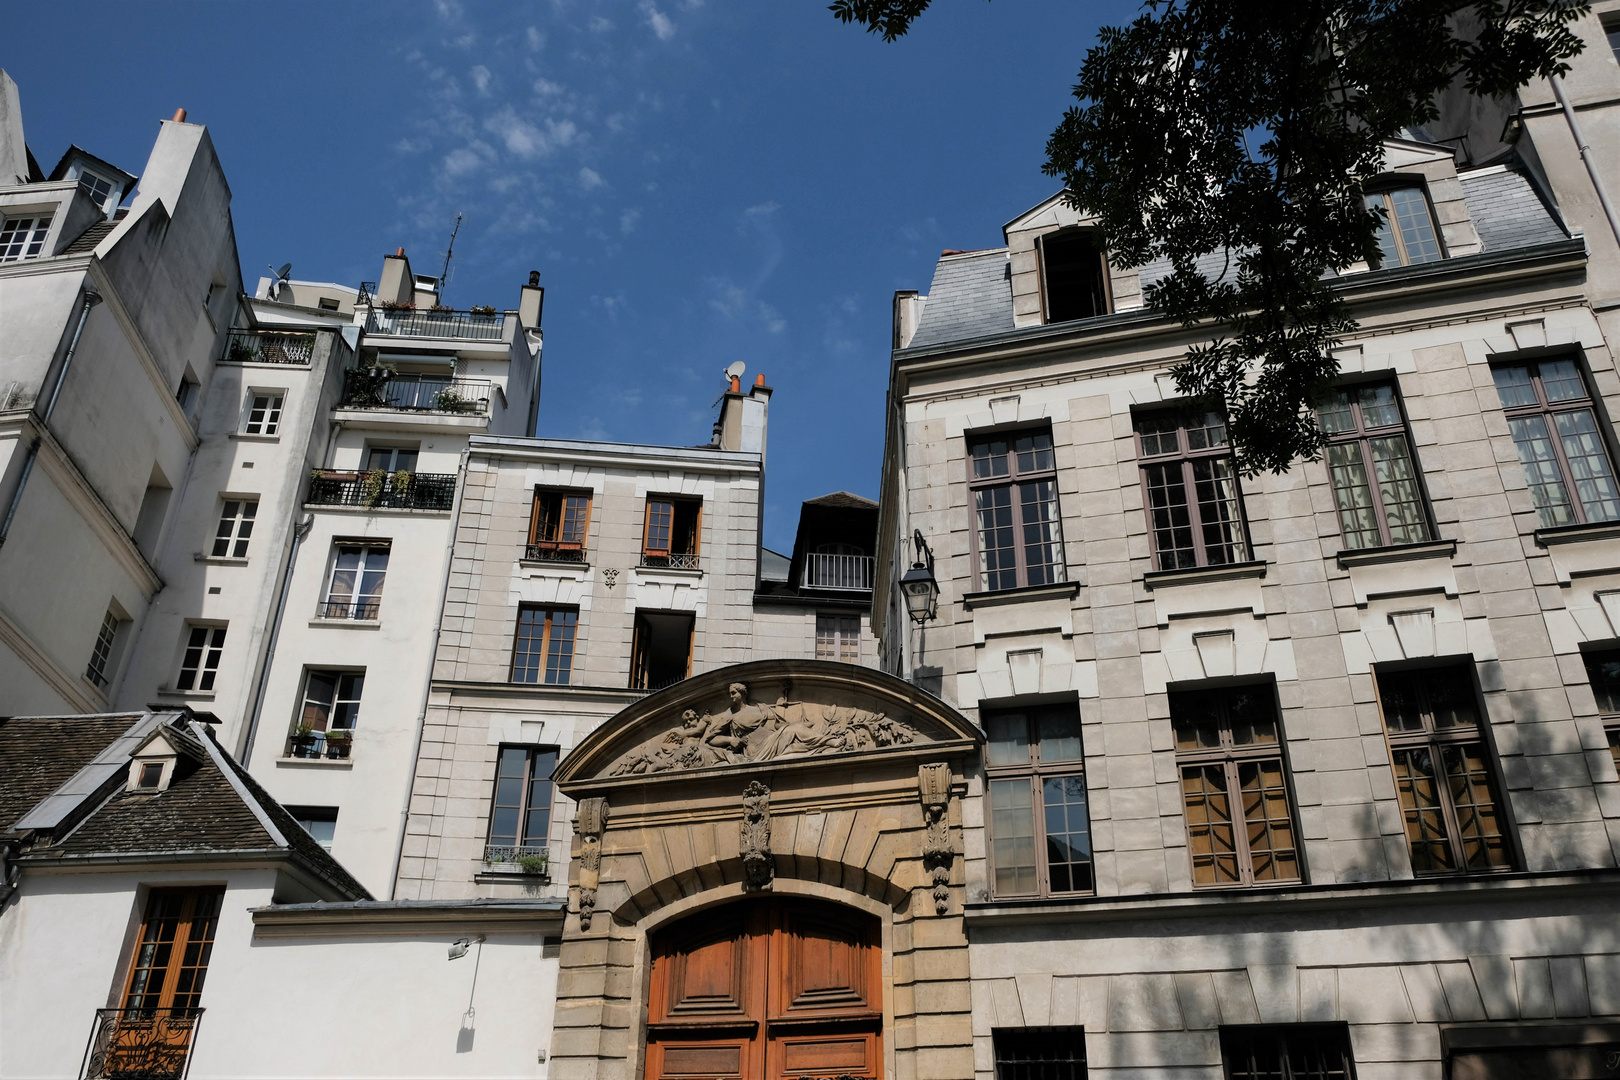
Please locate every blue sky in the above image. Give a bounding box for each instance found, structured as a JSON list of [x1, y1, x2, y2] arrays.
[[6, 0, 1134, 551]]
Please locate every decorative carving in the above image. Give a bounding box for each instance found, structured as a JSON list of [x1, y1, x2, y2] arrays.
[[574, 797, 608, 930], [602, 567, 620, 589], [918, 763, 953, 915], [740, 781, 772, 891], [610, 682, 920, 776]]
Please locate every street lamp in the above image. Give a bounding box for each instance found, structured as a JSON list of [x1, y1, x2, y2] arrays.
[[900, 529, 939, 624]]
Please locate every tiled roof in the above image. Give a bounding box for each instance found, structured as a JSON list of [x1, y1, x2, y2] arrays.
[[0, 715, 144, 836], [56, 754, 277, 854], [1460, 166, 1569, 252], [60, 219, 116, 255], [907, 250, 1015, 348]]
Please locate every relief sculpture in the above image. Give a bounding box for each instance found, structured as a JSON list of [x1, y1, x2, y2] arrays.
[[609, 681, 920, 776], [918, 763, 953, 915], [574, 797, 608, 930], [740, 780, 772, 891]]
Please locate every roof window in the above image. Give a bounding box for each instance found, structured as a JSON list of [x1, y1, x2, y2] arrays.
[[1039, 227, 1110, 323]]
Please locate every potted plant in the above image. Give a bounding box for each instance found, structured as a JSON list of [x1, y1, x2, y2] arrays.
[[433, 387, 469, 412], [391, 469, 413, 502], [289, 724, 320, 759], [228, 338, 259, 363], [517, 853, 548, 876], [429, 303, 453, 313], [359, 469, 388, 507], [378, 299, 415, 312], [469, 304, 497, 315], [323, 729, 353, 760]]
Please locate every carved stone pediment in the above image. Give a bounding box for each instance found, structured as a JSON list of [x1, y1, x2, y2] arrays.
[[555, 660, 982, 790]]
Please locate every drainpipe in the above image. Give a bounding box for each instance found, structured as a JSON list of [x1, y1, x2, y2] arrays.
[[0, 285, 102, 550], [239, 511, 313, 765], [1549, 72, 1620, 251]]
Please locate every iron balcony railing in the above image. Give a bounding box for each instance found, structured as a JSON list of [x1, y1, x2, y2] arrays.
[[365, 306, 505, 342], [221, 328, 314, 365], [639, 552, 700, 570], [80, 1007, 204, 1080], [306, 470, 457, 511], [340, 371, 493, 415], [525, 541, 586, 563], [316, 596, 381, 620], [801, 552, 875, 591], [481, 844, 552, 876], [287, 729, 353, 760]]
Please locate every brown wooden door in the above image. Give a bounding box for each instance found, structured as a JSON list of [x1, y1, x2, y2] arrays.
[[646, 899, 882, 1080]]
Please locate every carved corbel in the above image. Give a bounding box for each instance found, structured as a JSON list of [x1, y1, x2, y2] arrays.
[[918, 763, 953, 915], [574, 797, 608, 930], [740, 780, 772, 891]]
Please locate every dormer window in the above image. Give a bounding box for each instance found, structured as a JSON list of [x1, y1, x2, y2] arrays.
[[138, 762, 163, 789], [78, 171, 115, 209], [1365, 184, 1443, 267], [0, 215, 52, 262], [1038, 227, 1109, 323]]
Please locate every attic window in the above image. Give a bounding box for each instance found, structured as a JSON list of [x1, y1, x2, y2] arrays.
[[78, 171, 114, 207], [138, 762, 163, 788], [1366, 184, 1444, 267], [1039, 228, 1110, 323], [318, 297, 340, 311], [0, 215, 53, 262]]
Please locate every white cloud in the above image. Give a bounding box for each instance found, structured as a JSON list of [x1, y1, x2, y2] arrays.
[[744, 201, 780, 222], [442, 146, 487, 178], [470, 65, 492, 95], [589, 15, 614, 32], [525, 26, 545, 50], [547, 118, 579, 147], [533, 77, 564, 98], [620, 208, 642, 234], [640, 1, 675, 40], [485, 108, 549, 158], [434, 0, 464, 18], [579, 167, 604, 190], [757, 301, 785, 334]]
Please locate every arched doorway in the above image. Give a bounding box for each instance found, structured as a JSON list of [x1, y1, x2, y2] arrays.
[[645, 897, 882, 1080]]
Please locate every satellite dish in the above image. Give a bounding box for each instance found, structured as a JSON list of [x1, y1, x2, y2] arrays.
[[276, 263, 293, 280], [724, 361, 747, 381], [266, 263, 293, 300]]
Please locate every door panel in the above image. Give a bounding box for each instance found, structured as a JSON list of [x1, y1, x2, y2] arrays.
[[647, 899, 881, 1080]]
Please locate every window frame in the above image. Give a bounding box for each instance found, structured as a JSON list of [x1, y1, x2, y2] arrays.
[[1135, 409, 1253, 572], [528, 487, 593, 561], [815, 613, 861, 663], [211, 498, 258, 560], [295, 667, 365, 739], [1037, 226, 1112, 324], [1582, 645, 1620, 779], [1169, 682, 1302, 889], [486, 744, 559, 853], [285, 805, 338, 851], [175, 623, 226, 692], [641, 494, 702, 568], [1365, 180, 1446, 268], [992, 1026, 1089, 1080], [318, 541, 390, 620], [0, 214, 54, 262], [1373, 663, 1515, 876], [967, 425, 1068, 593], [1218, 1023, 1356, 1080], [510, 603, 579, 685], [87, 607, 127, 689], [364, 444, 420, 473], [242, 390, 284, 436], [1316, 378, 1435, 550], [1491, 355, 1620, 529], [983, 702, 1094, 899], [119, 887, 225, 1017]]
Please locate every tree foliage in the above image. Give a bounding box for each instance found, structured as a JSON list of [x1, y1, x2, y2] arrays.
[[834, 0, 1590, 474]]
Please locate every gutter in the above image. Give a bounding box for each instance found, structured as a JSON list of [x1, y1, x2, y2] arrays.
[[1549, 73, 1620, 251]]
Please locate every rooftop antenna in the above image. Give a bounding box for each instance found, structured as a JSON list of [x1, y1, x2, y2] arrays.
[[711, 361, 748, 407], [438, 212, 463, 301], [267, 263, 292, 300]]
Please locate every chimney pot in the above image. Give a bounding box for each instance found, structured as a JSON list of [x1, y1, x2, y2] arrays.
[[528, 270, 540, 287], [730, 375, 741, 393], [755, 373, 766, 386], [395, 247, 405, 258], [171, 108, 187, 123]]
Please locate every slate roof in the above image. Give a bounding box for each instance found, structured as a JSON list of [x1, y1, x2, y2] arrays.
[[60, 219, 116, 254], [1459, 166, 1569, 252], [0, 714, 143, 837], [907, 250, 1015, 349], [804, 491, 878, 509]]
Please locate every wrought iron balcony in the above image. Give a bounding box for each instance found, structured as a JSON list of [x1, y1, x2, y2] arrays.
[[801, 552, 875, 592], [316, 596, 381, 620], [221, 328, 314, 365], [80, 1007, 204, 1080], [365, 306, 505, 342], [639, 552, 700, 570], [286, 729, 353, 760], [340, 370, 492, 415], [306, 470, 456, 511], [481, 844, 551, 876], [524, 540, 586, 563]]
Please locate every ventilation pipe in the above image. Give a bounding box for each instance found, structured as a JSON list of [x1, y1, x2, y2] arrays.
[[1550, 73, 1620, 251]]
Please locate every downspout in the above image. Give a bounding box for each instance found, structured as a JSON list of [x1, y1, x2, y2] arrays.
[[1549, 73, 1620, 251], [240, 511, 313, 765], [387, 446, 471, 899], [0, 285, 101, 549]]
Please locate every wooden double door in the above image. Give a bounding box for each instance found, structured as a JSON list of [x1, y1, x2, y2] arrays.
[[645, 898, 883, 1080]]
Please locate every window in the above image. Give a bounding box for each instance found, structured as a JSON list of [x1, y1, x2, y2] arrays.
[[993, 1028, 1088, 1080], [528, 488, 590, 562], [176, 625, 226, 692], [1170, 684, 1299, 887], [211, 499, 257, 559], [318, 297, 341, 311], [138, 762, 163, 789], [120, 888, 224, 1016], [366, 445, 419, 472], [286, 806, 338, 851], [175, 375, 199, 413], [1583, 649, 1620, 777], [319, 543, 389, 619], [0, 215, 52, 262], [1609, 22, 1620, 65], [510, 605, 577, 684], [86, 607, 127, 688], [631, 610, 694, 690], [1220, 1025, 1355, 1080], [243, 392, 283, 436], [1039, 228, 1109, 323], [1316, 380, 1432, 549], [488, 745, 558, 854], [78, 171, 114, 207], [816, 613, 861, 662], [1137, 410, 1249, 571], [985, 703, 1092, 896], [1366, 184, 1443, 267], [1492, 358, 1620, 529], [1376, 665, 1511, 874], [642, 496, 701, 568], [969, 428, 1065, 591], [299, 669, 364, 732]]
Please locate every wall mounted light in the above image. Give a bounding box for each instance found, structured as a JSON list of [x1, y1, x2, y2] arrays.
[[901, 529, 939, 624]]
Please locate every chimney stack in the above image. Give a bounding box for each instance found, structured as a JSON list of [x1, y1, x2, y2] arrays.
[[519, 271, 544, 330]]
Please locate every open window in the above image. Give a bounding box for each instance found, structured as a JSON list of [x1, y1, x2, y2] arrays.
[[528, 488, 590, 563], [630, 610, 694, 690], [641, 495, 701, 569], [1038, 228, 1109, 323]]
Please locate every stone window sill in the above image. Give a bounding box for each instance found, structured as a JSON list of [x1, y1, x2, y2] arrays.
[[633, 565, 703, 579], [195, 555, 249, 565], [154, 688, 216, 701], [1142, 560, 1266, 591], [229, 432, 282, 443], [308, 618, 381, 630], [1535, 521, 1620, 547], [520, 559, 591, 572], [216, 359, 310, 369], [961, 580, 1079, 610], [1334, 538, 1457, 569], [275, 756, 354, 769]]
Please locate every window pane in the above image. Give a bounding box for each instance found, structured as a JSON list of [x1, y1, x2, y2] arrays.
[[1170, 694, 1223, 750], [986, 712, 1031, 767], [1540, 359, 1587, 402], [1316, 390, 1356, 435], [1442, 743, 1511, 870], [1369, 434, 1431, 544], [1357, 382, 1402, 428], [975, 485, 1018, 591], [1137, 415, 1180, 456], [1507, 414, 1577, 527], [1554, 409, 1620, 523], [524, 748, 557, 845], [1043, 775, 1093, 893], [1366, 193, 1401, 267], [1390, 186, 1442, 264], [1391, 746, 1455, 873], [1182, 765, 1240, 884], [1014, 432, 1054, 474], [1239, 758, 1298, 882], [1325, 442, 1381, 550], [1226, 688, 1278, 745], [1019, 479, 1064, 586], [544, 609, 577, 685], [1191, 456, 1247, 564], [1492, 364, 1539, 409], [990, 779, 1038, 894], [511, 607, 547, 683], [1144, 462, 1197, 570], [1036, 709, 1083, 763], [645, 500, 673, 552], [1184, 411, 1228, 450], [972, 438, 1010, 480]]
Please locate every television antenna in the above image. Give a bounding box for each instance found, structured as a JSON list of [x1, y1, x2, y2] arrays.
[[438, 212, 463, 300], [711, 362, 749, 407], [266, 263, 292, 300]]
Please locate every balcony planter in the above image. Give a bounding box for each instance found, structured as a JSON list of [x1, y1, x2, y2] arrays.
[[482, 847, 549, 877], [289, 730, 321, 759], [323, 731, 352, 759], [227, 340, 259, 363], [528, 540, 585, 562]]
